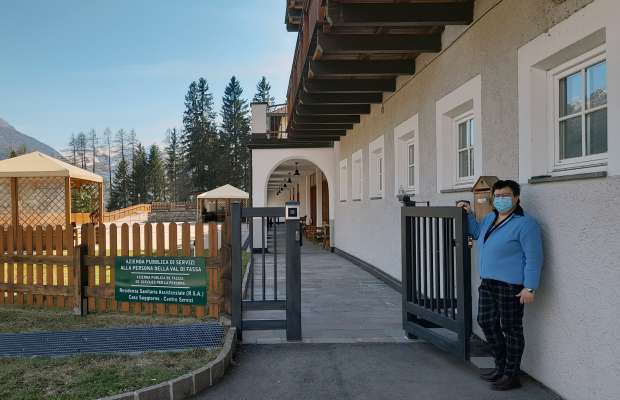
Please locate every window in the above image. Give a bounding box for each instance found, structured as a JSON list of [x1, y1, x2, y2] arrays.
[[394, 114, 419, 195], [369, 135, 385, 199], [377, 154, 384, 193], [553, 56, 607, 168], [518, 2, 613, 181], [456, 116, 475, 180], [339, 159, 347, 202], [351, 150, 363, 201], [408, 143, 415, 187], [436, 75, 481, 191]]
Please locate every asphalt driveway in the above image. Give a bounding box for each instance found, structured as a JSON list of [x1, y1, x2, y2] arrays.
[[193, 342, 560, 400]]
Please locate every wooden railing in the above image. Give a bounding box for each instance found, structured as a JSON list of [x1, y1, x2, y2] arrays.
[[0, 221, 228, 319], [103, 203, 152, 223], [287, 0, 324, 124], [71, 204, 152, 225], [151, 201, 194, 212]]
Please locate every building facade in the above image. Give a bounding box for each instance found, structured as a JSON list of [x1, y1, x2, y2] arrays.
[[251, 1, 620, 399]]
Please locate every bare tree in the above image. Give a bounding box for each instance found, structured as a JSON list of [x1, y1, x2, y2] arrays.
[[103, 127, 113, 197], [115, 129, 128, 162], [76, 132, 88, 169], [68, 133, 78, 165], [88, 129, 98, 172]]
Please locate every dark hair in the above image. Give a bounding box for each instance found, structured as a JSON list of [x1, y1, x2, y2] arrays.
[[492, 179, 520, 197]]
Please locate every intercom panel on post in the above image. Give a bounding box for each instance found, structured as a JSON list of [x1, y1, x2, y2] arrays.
[[285, 201, 300, 221]]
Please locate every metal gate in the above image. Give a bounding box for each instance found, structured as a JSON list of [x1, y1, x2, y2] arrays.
[[231, 202, 301, 341], [401, 206, 472, 359]]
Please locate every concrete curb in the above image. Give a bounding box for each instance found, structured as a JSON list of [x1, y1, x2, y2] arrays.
[[98, 327, 237, 400]]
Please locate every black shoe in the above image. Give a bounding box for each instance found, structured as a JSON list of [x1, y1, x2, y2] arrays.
[[479, 368, 503, 382], [491, 375, 522, 391]]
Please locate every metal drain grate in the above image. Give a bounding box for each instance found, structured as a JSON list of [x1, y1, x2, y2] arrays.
[[0, 323, 225, 357]]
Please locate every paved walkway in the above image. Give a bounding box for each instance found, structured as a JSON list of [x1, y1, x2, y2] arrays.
[[206, 229, 559, 399], [242, 233, 404, 344], [194, 342, 559, 400]]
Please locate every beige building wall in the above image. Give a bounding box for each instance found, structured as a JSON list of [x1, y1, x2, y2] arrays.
[[333, 1, 619, 399]]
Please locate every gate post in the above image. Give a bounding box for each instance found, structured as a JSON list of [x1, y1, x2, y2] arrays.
[[231, 202, 242, 340], [73, 244, 88, 316], [285, 203, 302, 341]]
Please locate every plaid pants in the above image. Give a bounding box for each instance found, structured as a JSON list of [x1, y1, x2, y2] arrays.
[[477, 279, 525, 376]]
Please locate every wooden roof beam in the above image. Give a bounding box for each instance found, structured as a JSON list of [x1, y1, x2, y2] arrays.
[[316, 32, 441, 54], [293, 123, 354, 130], [300, 91, 382, 105], [309, 59, 415, 78], [288, 135, 341, 142], [326, 2, 474, 27], [304, 78, 396, 93], [290, 129, 347, 136], [293, 115, 361, 124], [296, 104, 371, 115]]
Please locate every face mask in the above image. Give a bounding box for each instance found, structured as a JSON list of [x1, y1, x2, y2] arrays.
[[493, 197, 513, 213]]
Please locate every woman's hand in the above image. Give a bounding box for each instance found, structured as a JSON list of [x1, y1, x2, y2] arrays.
[[516, 288, 535, 304], [457, 201, 472, 214]]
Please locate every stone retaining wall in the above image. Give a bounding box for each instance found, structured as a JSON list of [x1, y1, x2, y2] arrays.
[[100, 327, 237, 400]]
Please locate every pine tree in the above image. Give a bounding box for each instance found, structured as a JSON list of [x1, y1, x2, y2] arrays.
[[165, 128, 181, 202], [252, 76, 275, 104], [147, 144, 166, 202], [221, 76, 251, 190], [109, 158, 130, 210], [116, 129, 128, 162], [181, 78, 218, 194], [130, 143, 148, 204]]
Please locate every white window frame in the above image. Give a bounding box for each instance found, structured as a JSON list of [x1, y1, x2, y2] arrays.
[[369, 135, 385, 199], [394, 113, 420, 195], [351, 149, 363, 201], [548, 47, 607, 172], [454, 113, 476, 183], [339, 158, 348, 202], [436, 75, 482, 192]]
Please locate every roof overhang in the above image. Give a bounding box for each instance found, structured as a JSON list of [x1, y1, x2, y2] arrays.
[[284, 0, 474, 144]]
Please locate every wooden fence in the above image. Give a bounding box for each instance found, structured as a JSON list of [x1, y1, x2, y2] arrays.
[[0, 221, 230, 319]]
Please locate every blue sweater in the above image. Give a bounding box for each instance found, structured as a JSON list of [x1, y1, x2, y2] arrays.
[[467, 209, 543, 290]]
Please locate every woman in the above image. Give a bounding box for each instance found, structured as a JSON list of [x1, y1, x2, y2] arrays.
[[457, 179, 543, 391]]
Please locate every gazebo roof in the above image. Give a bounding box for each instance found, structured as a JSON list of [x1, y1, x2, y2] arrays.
[[197, 184, 249, 200], [0, 151, 103, 182]]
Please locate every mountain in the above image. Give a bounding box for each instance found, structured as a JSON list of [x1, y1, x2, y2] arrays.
[[0, 117, 63, 159]]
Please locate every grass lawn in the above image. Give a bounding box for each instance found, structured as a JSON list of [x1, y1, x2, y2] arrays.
[[0, 348, 218, 400], [0, 305, 209, 334], [0, 306, 221, 400], [242, 250, 251, 277]]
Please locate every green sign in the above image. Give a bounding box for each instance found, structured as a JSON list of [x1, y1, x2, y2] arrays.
[[115, 257, 207, 305]]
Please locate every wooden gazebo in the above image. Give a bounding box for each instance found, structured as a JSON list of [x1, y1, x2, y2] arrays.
[[196, 184, 249, 222], [0, 152, 103, 228]]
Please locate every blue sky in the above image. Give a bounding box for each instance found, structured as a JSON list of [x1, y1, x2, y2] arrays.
[[0, 0, 296, 151]]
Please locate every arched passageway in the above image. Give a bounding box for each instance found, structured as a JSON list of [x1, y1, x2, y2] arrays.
[[265, 159, 330, 230]]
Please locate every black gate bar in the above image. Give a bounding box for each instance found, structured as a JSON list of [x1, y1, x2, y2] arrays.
[[401, 206, 472, 360]]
